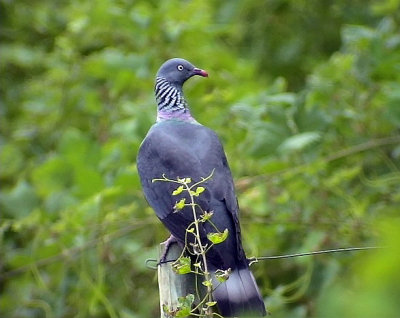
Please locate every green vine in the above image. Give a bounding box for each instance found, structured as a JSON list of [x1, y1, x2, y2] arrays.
[[153, 170, 229, 318]]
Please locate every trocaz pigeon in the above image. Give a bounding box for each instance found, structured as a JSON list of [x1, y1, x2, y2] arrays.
[[137, 58, 266, 317]]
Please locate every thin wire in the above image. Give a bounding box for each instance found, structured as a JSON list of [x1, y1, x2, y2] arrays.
[[145, 246, 383, 270], [248, 246, 383, 265], [145, 258, 175, 270]]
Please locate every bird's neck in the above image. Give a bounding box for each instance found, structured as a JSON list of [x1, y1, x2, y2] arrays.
[[155, 77, 196, 123]]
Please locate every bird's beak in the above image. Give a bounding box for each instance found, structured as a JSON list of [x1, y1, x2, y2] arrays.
[[193, 67, 209, 77]]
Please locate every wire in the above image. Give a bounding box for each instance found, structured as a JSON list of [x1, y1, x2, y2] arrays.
[[146, 246, 384, 270], [247, 246, 383, 265]]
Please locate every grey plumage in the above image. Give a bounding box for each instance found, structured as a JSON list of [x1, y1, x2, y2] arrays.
[[137, 58, 266, 317]]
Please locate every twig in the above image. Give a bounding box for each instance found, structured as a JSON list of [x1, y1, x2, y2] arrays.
[[325, 136, 400, 162], [235, 135, 400, 191]]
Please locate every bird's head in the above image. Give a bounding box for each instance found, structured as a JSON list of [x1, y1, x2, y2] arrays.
[[156, 58, 208, 86]]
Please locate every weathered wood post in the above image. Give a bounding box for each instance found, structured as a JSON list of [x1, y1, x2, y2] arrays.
[[158, 242, 198, 318]]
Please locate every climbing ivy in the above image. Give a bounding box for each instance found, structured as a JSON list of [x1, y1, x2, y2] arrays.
[[152, 171, 226, 318]]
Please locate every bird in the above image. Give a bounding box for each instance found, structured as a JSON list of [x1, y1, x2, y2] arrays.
[[137, 58, 266, 317]]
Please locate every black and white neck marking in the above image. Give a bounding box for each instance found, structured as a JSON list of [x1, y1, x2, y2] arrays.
[[155, 77, 195, 121]]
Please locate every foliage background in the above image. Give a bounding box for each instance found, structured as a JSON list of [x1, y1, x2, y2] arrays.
[[1, 0, 400, 317]]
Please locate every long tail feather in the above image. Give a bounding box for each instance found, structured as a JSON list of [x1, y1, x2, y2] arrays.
[[212, 264, 266, 317]]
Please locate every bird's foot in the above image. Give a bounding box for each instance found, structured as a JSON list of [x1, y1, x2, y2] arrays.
[[159, 235, 178, 264]]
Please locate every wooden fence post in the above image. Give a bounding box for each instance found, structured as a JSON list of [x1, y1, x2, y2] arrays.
[[158, 242, 198, 318]]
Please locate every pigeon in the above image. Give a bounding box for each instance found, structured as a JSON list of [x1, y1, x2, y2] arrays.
[[137, 58, 266, 317]]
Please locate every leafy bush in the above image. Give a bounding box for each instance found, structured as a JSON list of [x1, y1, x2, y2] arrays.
[[1, 0, 399, 317]]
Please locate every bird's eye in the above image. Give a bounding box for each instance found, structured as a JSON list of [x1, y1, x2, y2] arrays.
[[177, 65, 184, 71]]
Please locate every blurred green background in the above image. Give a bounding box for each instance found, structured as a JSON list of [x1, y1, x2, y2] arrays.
[[1, 0, 400, 317]]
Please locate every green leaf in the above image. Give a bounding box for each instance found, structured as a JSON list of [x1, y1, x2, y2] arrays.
[[73, 166, 104, 198], [175, 307, 191, 317], [174, 198, 186, 211], [195, 186, 205, 195], [0, 180, 39, 217], [278, 131, 321, 154], [175, 294, 195, 317], [177, 177, 192, 184], [186, 227, 195, 233], [31, 157, 73, 196], [172, 185, 184, 196], [180, 293, 195, 305], [202, 280, 213, 287], [192, 186, 206, 197], [206, 301, 217, 307], [200, 211, 214, 222], [215, 268, 231, 283], [0, 143, 23, 178], [207, 228, 229, 244], [172, 257, 191, 275], [162, 294, 194, 318]]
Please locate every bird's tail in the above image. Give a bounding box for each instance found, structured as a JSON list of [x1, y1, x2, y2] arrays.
[[212, 263, 267, 317]]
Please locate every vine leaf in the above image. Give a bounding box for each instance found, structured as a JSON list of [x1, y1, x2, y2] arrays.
[[175, 294, 194, 317], [215, 268, 232, 283], [186, 227, 195, 233], [207, 228, 229, 244], [172, 185, 184, 195], [178, 177, 192, 184], [172, 256, 191, 275], [202, 279, 213, 287], [163, 294, 194, 317], [191, 186, 205, 197], [174, 198, 186, 211], [200, 211, 213, 222]]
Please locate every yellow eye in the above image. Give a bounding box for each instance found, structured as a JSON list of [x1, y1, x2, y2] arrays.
[[177, 65, 184, 71]]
